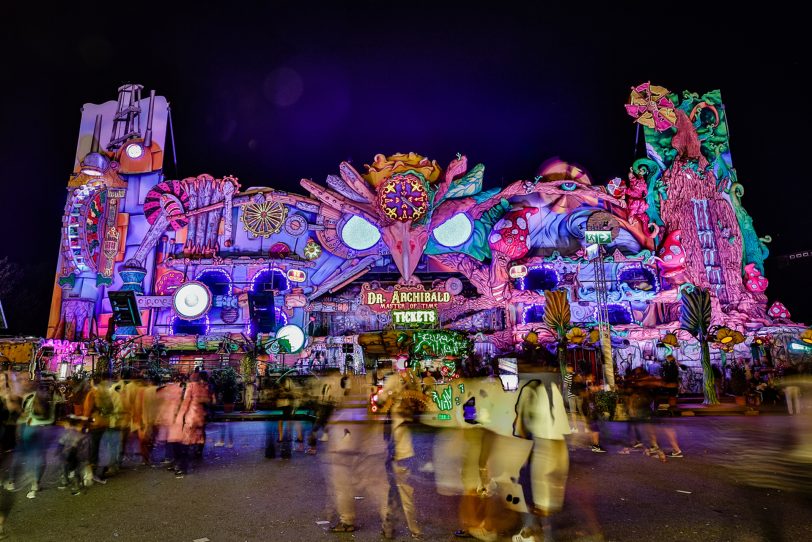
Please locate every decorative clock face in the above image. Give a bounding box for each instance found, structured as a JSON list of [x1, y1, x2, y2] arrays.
[[378, 172, 429, 222]]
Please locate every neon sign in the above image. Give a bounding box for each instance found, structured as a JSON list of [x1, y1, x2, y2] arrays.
[[392, 309, 437, 327], [412, 330, 469, 358]]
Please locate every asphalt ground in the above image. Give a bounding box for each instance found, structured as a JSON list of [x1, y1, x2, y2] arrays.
[[2, 415, 811, 542]]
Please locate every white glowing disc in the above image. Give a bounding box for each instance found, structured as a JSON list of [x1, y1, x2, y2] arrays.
[[172, 281, 212, 320], [275, 324, 306, 353]]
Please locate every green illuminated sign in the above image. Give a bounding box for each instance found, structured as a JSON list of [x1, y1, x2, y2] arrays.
[[392, 309, 437, 327], [585, 230, 613, 244], [412, 330, 470, 358], [431, 385, 453, 411]]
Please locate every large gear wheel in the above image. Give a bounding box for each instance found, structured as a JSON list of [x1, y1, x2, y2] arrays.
[[241, 201, 288, 238]]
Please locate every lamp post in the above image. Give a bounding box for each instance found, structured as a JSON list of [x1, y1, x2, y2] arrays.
[[85, 343, 98, 375], [217, 342, 230, 369]]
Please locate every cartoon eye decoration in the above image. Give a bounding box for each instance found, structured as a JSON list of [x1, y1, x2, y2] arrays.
[[560, 181, 578, 191], [433, 212, 473, 248], [340, 215, 381, 251]]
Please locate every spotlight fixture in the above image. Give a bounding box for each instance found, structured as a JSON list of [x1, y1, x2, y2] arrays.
[[80, 152, 110, 176], [125, 142, 144, 159]]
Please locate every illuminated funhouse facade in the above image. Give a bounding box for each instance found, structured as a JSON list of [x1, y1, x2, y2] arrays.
[[47, 83, 806, 387]]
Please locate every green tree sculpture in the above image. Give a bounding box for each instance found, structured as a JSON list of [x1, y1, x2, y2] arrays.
[[679, 287, 718, 404]]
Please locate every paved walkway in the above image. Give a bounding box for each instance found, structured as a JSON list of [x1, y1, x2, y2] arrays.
[[4, 416, 811, 541]]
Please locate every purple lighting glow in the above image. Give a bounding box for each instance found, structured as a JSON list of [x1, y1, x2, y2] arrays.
[[519, 265, 560, 292], [196, 268, 233, 296], [522, 304, 545, 324], [171, 314, 210, 336], [251, 267, 289, 293]]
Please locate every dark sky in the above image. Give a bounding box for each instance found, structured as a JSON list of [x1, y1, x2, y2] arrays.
[[1, 1, 809, 334]]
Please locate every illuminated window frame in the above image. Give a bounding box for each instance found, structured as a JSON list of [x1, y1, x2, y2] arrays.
[[250, 267, 289, 293], [196, 268, 233, 296]]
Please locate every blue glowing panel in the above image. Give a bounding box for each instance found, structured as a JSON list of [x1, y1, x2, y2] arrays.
[[251, 268, 289, 292], [607, 304, 633, 325], [523, 304, 545, 324], [433, 213, 473, 248], [617, 264, 658, 293], [172, 315, 209, 335], [520, 266, 559, 292], [197, 269, 232, 296], [340, 215, 381, 251]]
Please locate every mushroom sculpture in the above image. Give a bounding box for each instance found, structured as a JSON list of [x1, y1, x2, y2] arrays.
[[487, 207, 539, 300], [767, 301, 790, 320], [743, 263, 769, 293], [656, 230, 686, 279]]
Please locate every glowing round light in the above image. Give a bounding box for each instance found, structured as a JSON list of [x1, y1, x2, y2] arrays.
[[172, 281, 212, 320], [340, 215, 381, 251], [275, 324, 306, 353], [432, 213, 473, 247], [80, 152, 109, 176], [125, 143, 144, 159], [509, 265, 528, 279], [720, 336, 733, 344]]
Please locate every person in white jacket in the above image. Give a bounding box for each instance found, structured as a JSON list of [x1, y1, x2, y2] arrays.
[[511, 369, 571, 542]]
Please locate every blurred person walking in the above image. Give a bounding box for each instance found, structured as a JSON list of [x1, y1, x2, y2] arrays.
[[511, 368, 571, 542], [0, 371, 19, 539], [324, 372, 389, 535], [56, 415, 90, 495], [582, 379, 607, 453], [154, 376, 184, 471], [16, 383, 57, 499], [176, 370, 211, 476], [134, 376, 161, 465], [378, 367, 424, 539], [0, 372, 20, 490]]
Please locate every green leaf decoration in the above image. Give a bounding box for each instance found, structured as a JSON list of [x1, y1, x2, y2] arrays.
[[277, 337, 292, 353], [443, 163, 484, 200], [679, 287, 712, 340]]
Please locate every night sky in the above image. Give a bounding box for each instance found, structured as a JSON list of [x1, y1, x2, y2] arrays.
[[1, 1, 809, 334]]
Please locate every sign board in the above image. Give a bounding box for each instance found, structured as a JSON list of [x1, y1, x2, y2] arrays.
[[508, 265, 528, 279], [584, 230, 613, 245], [109, 290, 143, 326], [392, 309, 437, 327], [136, 296, 173, 309], [361, 283, 453, 313], [585, 243, 600, 261], [287, 269, 306, 283]]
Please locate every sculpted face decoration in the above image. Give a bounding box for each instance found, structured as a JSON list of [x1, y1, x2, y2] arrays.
[[367, 154, 442, 280], [301, 152, 445, 282]]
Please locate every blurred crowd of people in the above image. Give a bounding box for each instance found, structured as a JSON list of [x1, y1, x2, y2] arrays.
[[0, 352, 809, 541]]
